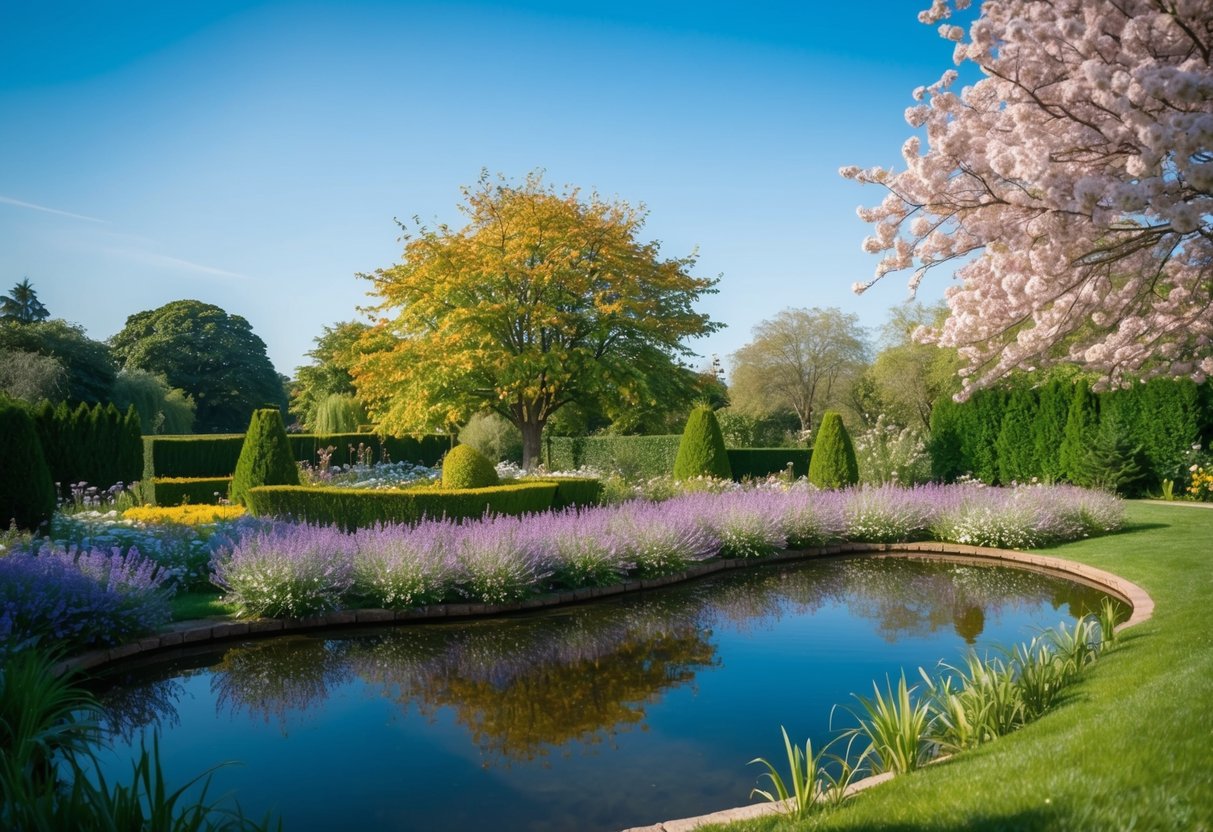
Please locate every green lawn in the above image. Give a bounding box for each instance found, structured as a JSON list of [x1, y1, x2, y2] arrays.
[[169, 590, 236, 621], [703, 502, 1213, 832]]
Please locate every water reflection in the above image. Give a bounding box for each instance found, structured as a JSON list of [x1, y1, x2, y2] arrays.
[[98, 555, 1112, 763]]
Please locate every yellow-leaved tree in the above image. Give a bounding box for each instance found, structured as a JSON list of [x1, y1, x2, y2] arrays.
[[354, 172, 722, 468]]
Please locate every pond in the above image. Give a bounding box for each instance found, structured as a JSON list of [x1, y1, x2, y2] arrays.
[[90, 555, 1117, 832]]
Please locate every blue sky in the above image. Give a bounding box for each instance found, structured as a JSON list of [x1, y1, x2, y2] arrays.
[[0, 1, 970, 378]]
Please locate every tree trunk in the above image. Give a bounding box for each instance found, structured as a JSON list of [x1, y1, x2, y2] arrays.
[[519, 418, 545, 471]]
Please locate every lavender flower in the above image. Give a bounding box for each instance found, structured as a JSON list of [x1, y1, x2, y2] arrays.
[[352, 521, 458, 607]]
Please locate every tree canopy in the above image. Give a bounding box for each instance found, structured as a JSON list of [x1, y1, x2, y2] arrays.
[[728, 307, 868, 435], [844, 0, 1213, 394], [0, 279, 50, 324], [109, 300, 285, 433], [290, 320, 373, 431], [353, 172, 722, 467], [0, 319, 115, 403], [866, 302, 960, 431]]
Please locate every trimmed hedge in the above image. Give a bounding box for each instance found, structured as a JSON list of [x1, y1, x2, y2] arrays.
[[545, 435, 682, 480], [230, 409, 300, 506], [145, 432, 453, 479], [808, 411, 859, 488], [726, 448, 811, 480], [673, 406, 732, 480], [30, 400, 142, 494], [542, 477, 604, 509], [149, 477, 233, 507], [441, 444, 499, 489], [0, 401, 57, 531], [246, 482, 559, 531]]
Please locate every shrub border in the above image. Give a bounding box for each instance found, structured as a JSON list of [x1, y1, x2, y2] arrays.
[[52, 540, 1152, 680]]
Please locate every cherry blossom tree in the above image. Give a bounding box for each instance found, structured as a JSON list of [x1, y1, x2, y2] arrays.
[[842, 0, 1213, 394]]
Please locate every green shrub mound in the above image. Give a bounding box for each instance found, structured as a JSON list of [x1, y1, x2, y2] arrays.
[[726, 448, 811, 480], [230, 409, 300, 506], [441, 444, 500, 489], [246, 482, 558, 531], [673, 406, 732, 480], [541, 477, 603, 509], [149, 476, 233, 506], [0, 402, 56, 531], [808, 411, 859, 489]]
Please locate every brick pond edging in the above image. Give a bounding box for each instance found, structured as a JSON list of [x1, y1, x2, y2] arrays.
[[617, 543, 1155, 832], [50, 540, 1154, 688]]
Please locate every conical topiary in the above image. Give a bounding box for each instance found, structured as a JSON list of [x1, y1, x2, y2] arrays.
[[672, 405, 732, 480], [0, 401, 57, 531], [230, 408, 300, 506], [441, 443, 500, 489], [808, 411, 859, 489]]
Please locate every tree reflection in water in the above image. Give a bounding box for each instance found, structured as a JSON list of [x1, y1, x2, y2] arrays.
[[95, 556, 1112, 760]]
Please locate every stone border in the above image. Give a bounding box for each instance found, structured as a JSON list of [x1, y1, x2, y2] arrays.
[[618, 543, 1154, 832], [51, 540, 1153, 689]]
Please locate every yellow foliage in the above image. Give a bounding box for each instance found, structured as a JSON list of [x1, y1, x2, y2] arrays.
[[123, 505, 246, 525]]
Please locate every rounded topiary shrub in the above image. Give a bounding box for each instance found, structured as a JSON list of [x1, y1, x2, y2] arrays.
[[808, 411, 859, 489], [673, 405, 732, 480], [0, 401, 57, 531], [230, 408, 300, 506], [441, 444, 500, 489]]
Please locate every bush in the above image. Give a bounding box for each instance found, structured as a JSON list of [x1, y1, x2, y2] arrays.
[[441, 444, 500, 489], [726, 448, 811, 480], [673, 406, 732, 480], [245, 482, 558, 531], [0, 402, 56, 532], [459, 412, 523, 463], [230, 409, 300, 506], [808, 411, 859, 489], [150, 476, 233, 507]]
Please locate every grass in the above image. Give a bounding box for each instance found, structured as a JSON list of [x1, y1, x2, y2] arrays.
[[701, 502, 1213, 832], [170, 591, 237, 621]]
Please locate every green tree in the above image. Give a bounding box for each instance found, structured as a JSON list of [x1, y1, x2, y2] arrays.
[[0, 278, 49, 323], [290, 321, 373, 431], [0, 350, 67, 402], [728, 307, 869, 436], [354, 172, 721, 468], [0, 401, 56, 531], [995, 387, 1040, 484], [110, 300, 285, 433], [961, 389, 1006, 484], [0, 319, 115, 403], [1060, 380, 1100, 483], [808, 410, 859, 488], [110, 368, 196, 434], [1033, 378, 1072, 482], [458, 412, 522, 464], [311, 393, 366, 435], [230, 408, 300, 506], [672, 405, 732, 480], [866, 301, 960, 431], [927, 396, 965, 482]]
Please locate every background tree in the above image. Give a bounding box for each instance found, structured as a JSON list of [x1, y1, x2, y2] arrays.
[[843, 0, 1213, 393], [0, 350, 67, 402], [110, 300, 286, 433], [866, 302, 960, 431], [0, 319, 115, 403], [290, 321, 373, 431], [353, 172, 721, 468], [0, 278, 50, 323], [727, 307, 869, 437], [110, 368, 196, 434]]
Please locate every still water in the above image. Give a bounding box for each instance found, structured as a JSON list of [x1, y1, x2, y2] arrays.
[[91, 555, 1114, 831]]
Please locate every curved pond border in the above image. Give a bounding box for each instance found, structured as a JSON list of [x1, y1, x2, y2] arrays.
[[52, 540, 1154, 832], [53, 540, 1153, 680]]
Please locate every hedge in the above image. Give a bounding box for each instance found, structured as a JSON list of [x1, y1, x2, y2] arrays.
[[245, 482, 560, 531], [726, 448, 811, 480], [544, 435, 684, 480], [31, 401, 142, 494], [673, 407, 732, 480], [541, 477, 604, 509], [149, 477, 233, 507], [144, 433, 453, 479]]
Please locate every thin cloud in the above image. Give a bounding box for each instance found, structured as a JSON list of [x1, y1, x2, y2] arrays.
[[105, 247, 249, 281], [0, 194, 108, 224]]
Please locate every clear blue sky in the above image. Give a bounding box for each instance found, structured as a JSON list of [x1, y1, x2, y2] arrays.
[[0, 1, 970, 378]]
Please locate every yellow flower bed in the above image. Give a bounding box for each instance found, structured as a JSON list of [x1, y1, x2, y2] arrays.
[[123, 504, 246, 525]]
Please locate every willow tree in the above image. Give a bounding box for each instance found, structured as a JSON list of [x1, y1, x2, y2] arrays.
[[354, 173, 721, 468]]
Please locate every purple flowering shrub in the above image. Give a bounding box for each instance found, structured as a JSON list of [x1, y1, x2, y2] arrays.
[[212, 524, 355, 618], [934, 485, 1124, 548], [0, 545, 170, 653], [452, 517, 554, 604], [526, 507, 633, 589], [686, 491, 787, 558], [843, 484, 957, 543], [351, 521, 457, 607], [608, 499, 719, 577]]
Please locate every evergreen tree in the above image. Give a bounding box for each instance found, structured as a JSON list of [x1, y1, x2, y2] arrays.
[[996, 387, 1040, 484], [808, 410, 859, 488], [927, 396, 966, 481], [672, 406, 732, 480], [1140, 379, 1201, 483], [121, 404, 144, 485], [0, 402, 56, 531], [1073, 416, 1152, 497], [230, 408, 301, 506], [1033, 379, 1071, 482], [961, 389, 1006, 484], [1060, 380, 1100, 482]]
